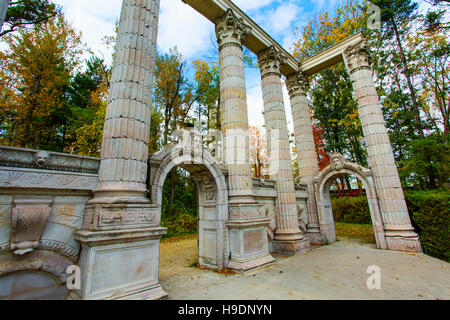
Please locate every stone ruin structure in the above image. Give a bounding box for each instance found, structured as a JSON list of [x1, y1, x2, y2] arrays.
[[0, 0, 421, 300]]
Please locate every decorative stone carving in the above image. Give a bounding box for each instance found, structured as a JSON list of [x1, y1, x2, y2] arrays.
[[257, 45, 286, 77], [0, 168, 98, 191], [286, 72, 309, 97], [329, 153, 345, 170], [267, 218, 276, 240], [0, 171, 23, 184], [10, 200, 52, 255], [35, 151, 49, 168], [38, 239, 79, 262], [343, 39, 371, 74], [252, 178, 276, 189], [297, 205, 309, 234], [294, 183, 307, 191], [0, 145, 100, 174], [215, 9, 251, 48], [229, 204, 266, 220], [83, 204, 159, 231]]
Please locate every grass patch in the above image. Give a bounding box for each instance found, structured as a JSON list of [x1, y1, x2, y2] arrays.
[[161, 232, 197, 243], [335, 222, 376, 243]]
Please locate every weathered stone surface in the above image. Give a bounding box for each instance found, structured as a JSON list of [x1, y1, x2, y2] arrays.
[[216, 9, 253, 197], [286, 72, 324, 243], [343, 40, 421, 252], [258, 46, 307, 253]]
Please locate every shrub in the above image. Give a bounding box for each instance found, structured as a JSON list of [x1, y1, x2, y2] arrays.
[[331, 196, 371, 224], [332, 190, 449, 262], [405, 190, 449, 262], [161, 212, 198, 238]]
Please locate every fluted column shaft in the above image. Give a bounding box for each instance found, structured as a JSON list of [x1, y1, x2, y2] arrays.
[[343, 40, 421, 250], [96, 0, 159, 195], [258, 46, 302, 241], [216, 9, 253, 197], [286, 73, 321, 235]]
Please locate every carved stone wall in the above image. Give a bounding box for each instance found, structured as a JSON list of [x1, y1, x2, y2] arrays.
[[0, 146, 99, 299]]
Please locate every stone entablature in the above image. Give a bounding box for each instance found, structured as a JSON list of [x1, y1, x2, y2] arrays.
[[0, 146, 99, 191], [0, 145, 99, 174]]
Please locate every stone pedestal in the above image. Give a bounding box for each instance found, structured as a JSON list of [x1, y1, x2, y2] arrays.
[[74, 227, 167, 300], [343, 40, 421, 252], [226, 203, 275, 272], [272, 238, 310, 255]]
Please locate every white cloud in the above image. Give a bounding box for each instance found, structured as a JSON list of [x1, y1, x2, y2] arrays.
[[267, 2, 300, 34], [246, 84, 265, 127], [233, 0, 275, 11], [53, 0, 121, 65], [54, 0, 215, 64], [158, 0, 214, 59]]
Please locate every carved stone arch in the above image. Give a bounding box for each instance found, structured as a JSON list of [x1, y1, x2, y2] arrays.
[[148, 144, 229, 271], [313, 154, 387, 249], [0, 250, 73, 299]]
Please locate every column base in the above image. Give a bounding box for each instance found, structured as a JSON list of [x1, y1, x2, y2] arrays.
[[384, 227, 422, 252], [272, 238, 311, 255], [228, 253, 275, 273], [74, 227, 167, 300], [115, 283, 168, 300], [385, 235, 422, 252], [305, 232, 327, 245]]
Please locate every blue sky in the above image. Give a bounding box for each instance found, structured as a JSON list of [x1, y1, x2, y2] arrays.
[[52, 0, 432, 129]]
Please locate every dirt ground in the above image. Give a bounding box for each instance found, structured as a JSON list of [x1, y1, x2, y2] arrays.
[[159, 234, 198, 280], [159, 234, 449, 300]]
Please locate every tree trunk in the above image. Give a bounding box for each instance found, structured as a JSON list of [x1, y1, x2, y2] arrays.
[[391, 18, 424, 138]]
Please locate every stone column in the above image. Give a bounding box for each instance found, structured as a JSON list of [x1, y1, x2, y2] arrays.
[[75, 0, 168, 300], [0, 0, 9, 31], [343, 40, 421, 252], [286, 72, 326, 244], [215, 8, 253, 199], [215, 9, 275, 272], [257, 46, 310, 254]]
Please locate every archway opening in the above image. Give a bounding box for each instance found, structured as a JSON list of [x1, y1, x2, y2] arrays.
[[0, 270, 68, 300], [315, 157, 387, 249], [151, 145, 229, 289], [159, 166, 199, 281], [327, 174, 376, 245]]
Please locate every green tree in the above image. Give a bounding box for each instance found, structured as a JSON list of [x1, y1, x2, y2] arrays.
[[292, 0, 369, 168], [68, 57, 111, 156], [0, 0, 60, 37], [370, 0, 424, 136], [154, 47, 196, 146], [0, 13, 83, 150], [193, 59, 220, 132]]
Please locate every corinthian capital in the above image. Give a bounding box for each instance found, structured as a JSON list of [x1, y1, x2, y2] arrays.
[[257, 45, 286, 77], [215, 9, 251, 48], [286, 72, 309, 97], [343, 39, 371, 74]]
